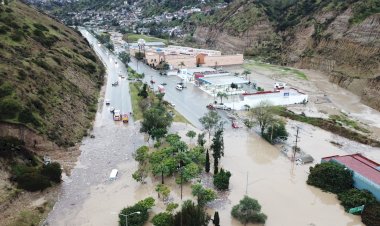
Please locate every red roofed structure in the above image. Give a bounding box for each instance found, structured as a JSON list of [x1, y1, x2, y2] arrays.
[[322, 154, 380, 201]]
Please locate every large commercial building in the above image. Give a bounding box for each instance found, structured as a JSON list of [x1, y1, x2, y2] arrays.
[[129, 44, 244, 69], [322, 154, 380, 201]]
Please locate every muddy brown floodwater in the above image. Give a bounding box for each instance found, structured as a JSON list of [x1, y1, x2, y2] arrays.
[[46, 116, 364, 225]]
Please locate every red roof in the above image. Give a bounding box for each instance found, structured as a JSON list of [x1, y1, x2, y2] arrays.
[[322, 154, 380, 185]]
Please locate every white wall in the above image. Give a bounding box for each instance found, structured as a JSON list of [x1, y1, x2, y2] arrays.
[[225, 93, 309, 110]]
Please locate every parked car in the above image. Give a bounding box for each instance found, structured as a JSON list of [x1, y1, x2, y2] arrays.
[[213, 103, 232, 111], [176, 84, 183, 91], [105, 99, 111, 105], [206, 104, 215, 110], [112, 81, 119, 86], [113, 110, 121, 121], [122, 114, 129, 123]]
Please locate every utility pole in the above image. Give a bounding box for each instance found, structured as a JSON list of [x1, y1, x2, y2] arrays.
[[245, 171, 248, 195], [293, 127, 300, 161]]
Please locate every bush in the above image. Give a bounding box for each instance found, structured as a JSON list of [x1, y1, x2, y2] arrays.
[[0, 97, 22, 119], [0, 82, 14, 98], [16, 171, 51, 192], [173, 200, 210, 226], [231, 195, 267, 224], [151, 212, 174, 226], [81, 51, 97, 62], [307, 162, 354, 194], [41, 162, 62, 183], [119, 197, 155, 226], [213, 168, 232, 190], [18, 109, 42, 126], [337, 189, 376, 213], [361, 202, 380, 226]]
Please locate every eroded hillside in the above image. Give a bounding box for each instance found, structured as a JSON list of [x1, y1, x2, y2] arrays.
[[0, 0, 104, 147], [193, 0, 380, 111]]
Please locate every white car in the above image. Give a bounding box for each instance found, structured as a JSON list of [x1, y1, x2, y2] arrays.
[[105, 99, 111, 105], [213, 104, 232, 111], [169, 102, 176, 107], [176, 84, 183, 91]]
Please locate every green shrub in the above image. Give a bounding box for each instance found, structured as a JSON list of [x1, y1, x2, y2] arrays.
[[213, 168, 232, 190], [41, 162, 62, 183], [307, 161, 353, 194], [18, 109, 42, 126], [0, 97, 22, 119], [173, 200, 210, 226], [81, 51, 97, 62], [10, 30, 24, 42], [119, 197, 155, 226], [151, 212, 174, 226], [231, 195, 267, 224], [0, 25, 10, 35], [33, 23, 49, 32], [337, 189, 376, 213], [361, 202, 380, 226], [0, 81, 14, 98], [15, 171, 51, 192]]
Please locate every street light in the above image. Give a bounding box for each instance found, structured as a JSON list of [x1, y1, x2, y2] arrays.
[[119, 211, 141, 226]]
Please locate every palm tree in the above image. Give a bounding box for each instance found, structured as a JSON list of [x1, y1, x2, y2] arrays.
[[242, 69, 251, 80], [178, 61, 185, 69], [217, 92, 228, 104]]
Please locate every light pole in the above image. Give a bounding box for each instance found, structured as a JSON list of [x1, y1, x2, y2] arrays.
[[119, 211, 141, 226]]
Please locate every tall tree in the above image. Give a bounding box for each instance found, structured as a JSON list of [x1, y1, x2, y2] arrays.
[[216, 92, 228, 104], [199, 111, 221, 140], [231, 195, 267, 225], [191, 183, 217, 206], [186, 130, 196, 143], [173, 200, 210, 226], [213, 211, 220, 226], [197, 132, 206, 147], [249, 101, 275, 135], [205, 149, 210, 173], [211, 128, 224, 174], [242, 69, 251, 80], [140, 107, 173, 141], [178, 61, 185, 69]]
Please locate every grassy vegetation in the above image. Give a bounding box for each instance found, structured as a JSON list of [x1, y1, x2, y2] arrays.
[[129, 82, 144, 121], [329, 114, 370, 133], [276, 107, 380, 147], [122, 33, 166, 43], [129, 82, 190, 124], [0, 1, 104, 147], [244, 60, 307, 80]]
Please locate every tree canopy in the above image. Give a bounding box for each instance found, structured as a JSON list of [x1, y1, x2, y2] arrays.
[[199, 111, 222, 140], [307, 161, 354, 194], [231, 195, 267, 224], [140, 106, 173, 141]]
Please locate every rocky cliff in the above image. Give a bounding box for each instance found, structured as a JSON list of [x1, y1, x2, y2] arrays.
[[193, 0, 380, 111]]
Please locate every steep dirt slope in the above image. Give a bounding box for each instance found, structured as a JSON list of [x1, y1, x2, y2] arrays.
[[194, 0, 380, 111], [0, 0, 104, 147]]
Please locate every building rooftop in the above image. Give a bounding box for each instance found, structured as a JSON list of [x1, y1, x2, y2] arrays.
[[322, 154, 380, 185], [199, 75, 248, 86]]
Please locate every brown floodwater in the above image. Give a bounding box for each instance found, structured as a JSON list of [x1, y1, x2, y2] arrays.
[[46, 119, 364, 226]]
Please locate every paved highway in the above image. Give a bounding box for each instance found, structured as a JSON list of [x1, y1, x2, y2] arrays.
[[81, 29, 133, 123]]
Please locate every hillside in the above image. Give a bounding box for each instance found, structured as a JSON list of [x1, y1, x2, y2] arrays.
[[193, 0, 380, 111], [0, 0, 104, 147]]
